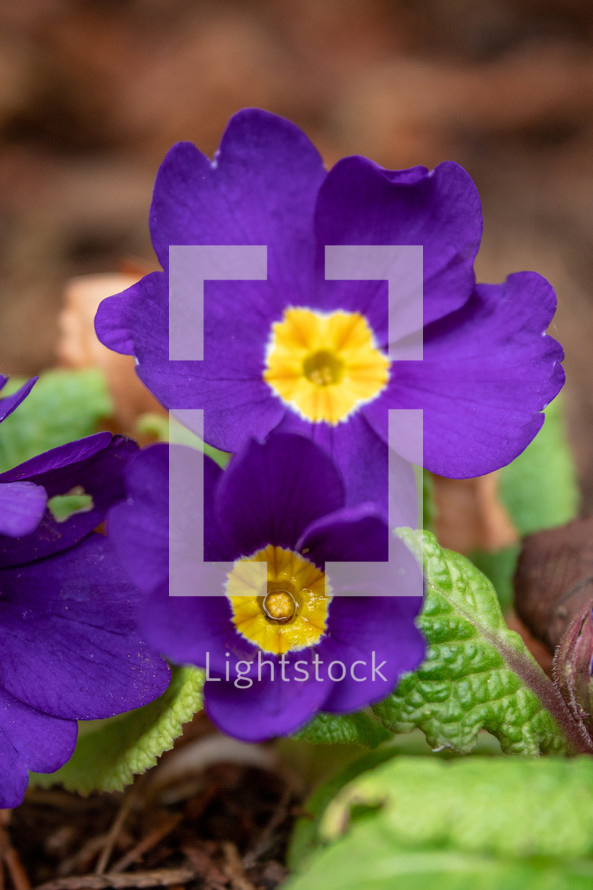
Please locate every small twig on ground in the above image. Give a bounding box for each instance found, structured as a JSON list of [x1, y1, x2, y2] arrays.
[[94, 794, 136, 875], [0, 813, 31, 890], [221, 843, 256, 890], [242, 789, 292, 869], [109, 814, 183, 874], [34, 867, 197, 890]]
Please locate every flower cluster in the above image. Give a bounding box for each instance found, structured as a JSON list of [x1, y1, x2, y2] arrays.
[[0, 106, 565, 801], [0, 379, 169, 807], [94, 109, 563, 741]]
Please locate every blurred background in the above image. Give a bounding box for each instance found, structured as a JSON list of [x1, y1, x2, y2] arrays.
[[1, 0, 592, 500]]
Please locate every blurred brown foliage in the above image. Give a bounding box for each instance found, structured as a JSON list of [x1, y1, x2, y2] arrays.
[[1, 0, 593, 500]]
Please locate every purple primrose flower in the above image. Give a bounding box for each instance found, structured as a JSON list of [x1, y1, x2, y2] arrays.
[[0, 431, 170, 807], [109, 434, 425, 742], [96, 109, 564, 504]]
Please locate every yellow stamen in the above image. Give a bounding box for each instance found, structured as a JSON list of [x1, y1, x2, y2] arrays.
[[227, 545, 331, 654], [264, 307, 389, 424]]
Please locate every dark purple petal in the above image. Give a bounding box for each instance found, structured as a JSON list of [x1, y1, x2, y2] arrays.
[[0, 687, 77, 808], [203, 664, 327, 742], [297, 503, 389, 565], [0, 433, 137, 567], [96, 271, 284, 451], [109, 444, 225, 591], [138, 581, 254, 674], [315, 158, 481, 327], [0, 686, 77, 774], [0, 481, 47, 537], [150, 109, 325, 286], [0, 377, 37, 423], [276, 411, 388, 512], [365, 272, 564, 477], [0, 534, 170, 720], [318, 595, 425, 712], [215, 433, 344, 556], [93, 275, 141, 355]]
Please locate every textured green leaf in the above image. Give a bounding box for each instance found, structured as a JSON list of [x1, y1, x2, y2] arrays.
[[286, 756, 593, 890], [373, 531, 568, 754], [31, 666, 203, 793], [499, 397, 579, 536], [0, 369, 112, 472], [293, 711, 391, 748]]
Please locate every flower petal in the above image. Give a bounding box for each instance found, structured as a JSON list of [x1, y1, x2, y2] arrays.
[[215, 433, 345, 556], [0, 534, 170, 719], [203, 661, 327, 742], [314, 158, 482, 328], [318, 595, 425, 712], [109, 443, 225, 591], [0, 377, 37, 422], [276, 411, 390, 511], [138, 581, 253, 675], [95, 271, 284, 452], [365, 272, 564, 477], [150, 109, 325, 284], [297, 503, 389, 565], [0, 433, 137, 567], [0, 481, 47, 537], [0, 687, 77, 807]]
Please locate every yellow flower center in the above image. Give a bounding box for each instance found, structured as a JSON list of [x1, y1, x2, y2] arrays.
[[227, 544, 331, 654], [263, 307, 390, 425]]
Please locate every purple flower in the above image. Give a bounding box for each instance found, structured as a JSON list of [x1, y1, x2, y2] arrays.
[[109, 434, 425, 742], [0, 432, 170, 807], [96, 109, 563, 504]]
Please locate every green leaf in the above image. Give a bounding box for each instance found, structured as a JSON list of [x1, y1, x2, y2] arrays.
[[287, 747, 398, 869], [373, 531, 568, 754], [286, 756, 593, 890], [499, 397, 579, 536], [47, 489, 94, 522], [0, 369, 112, 472], [30, 666, 204, 794], [293, 712, 391, 748], [287, 838, 593, 890]]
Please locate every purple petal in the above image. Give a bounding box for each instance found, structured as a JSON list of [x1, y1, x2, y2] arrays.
[[0, 687, 77, 807], [276, 411, 389, 511], [150, 109, 325, 284], [315, 158, 482, 327], [0, 481, 47, 537], [297, 503, 389, 565], [95, 271, 284, 452], [319, 595, 425, 712], [0, 433, 137, 567], [0, 686, 77, 775], [0, 534, 170, 720], [0, 377, 37, 423], [365, 272, 564, 477], [109, 444, 225, 591], [215, 433, 345, 556], [203, 662, 327, 742], [138, 581, 254, 674], [93, 275, 141, 355]]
